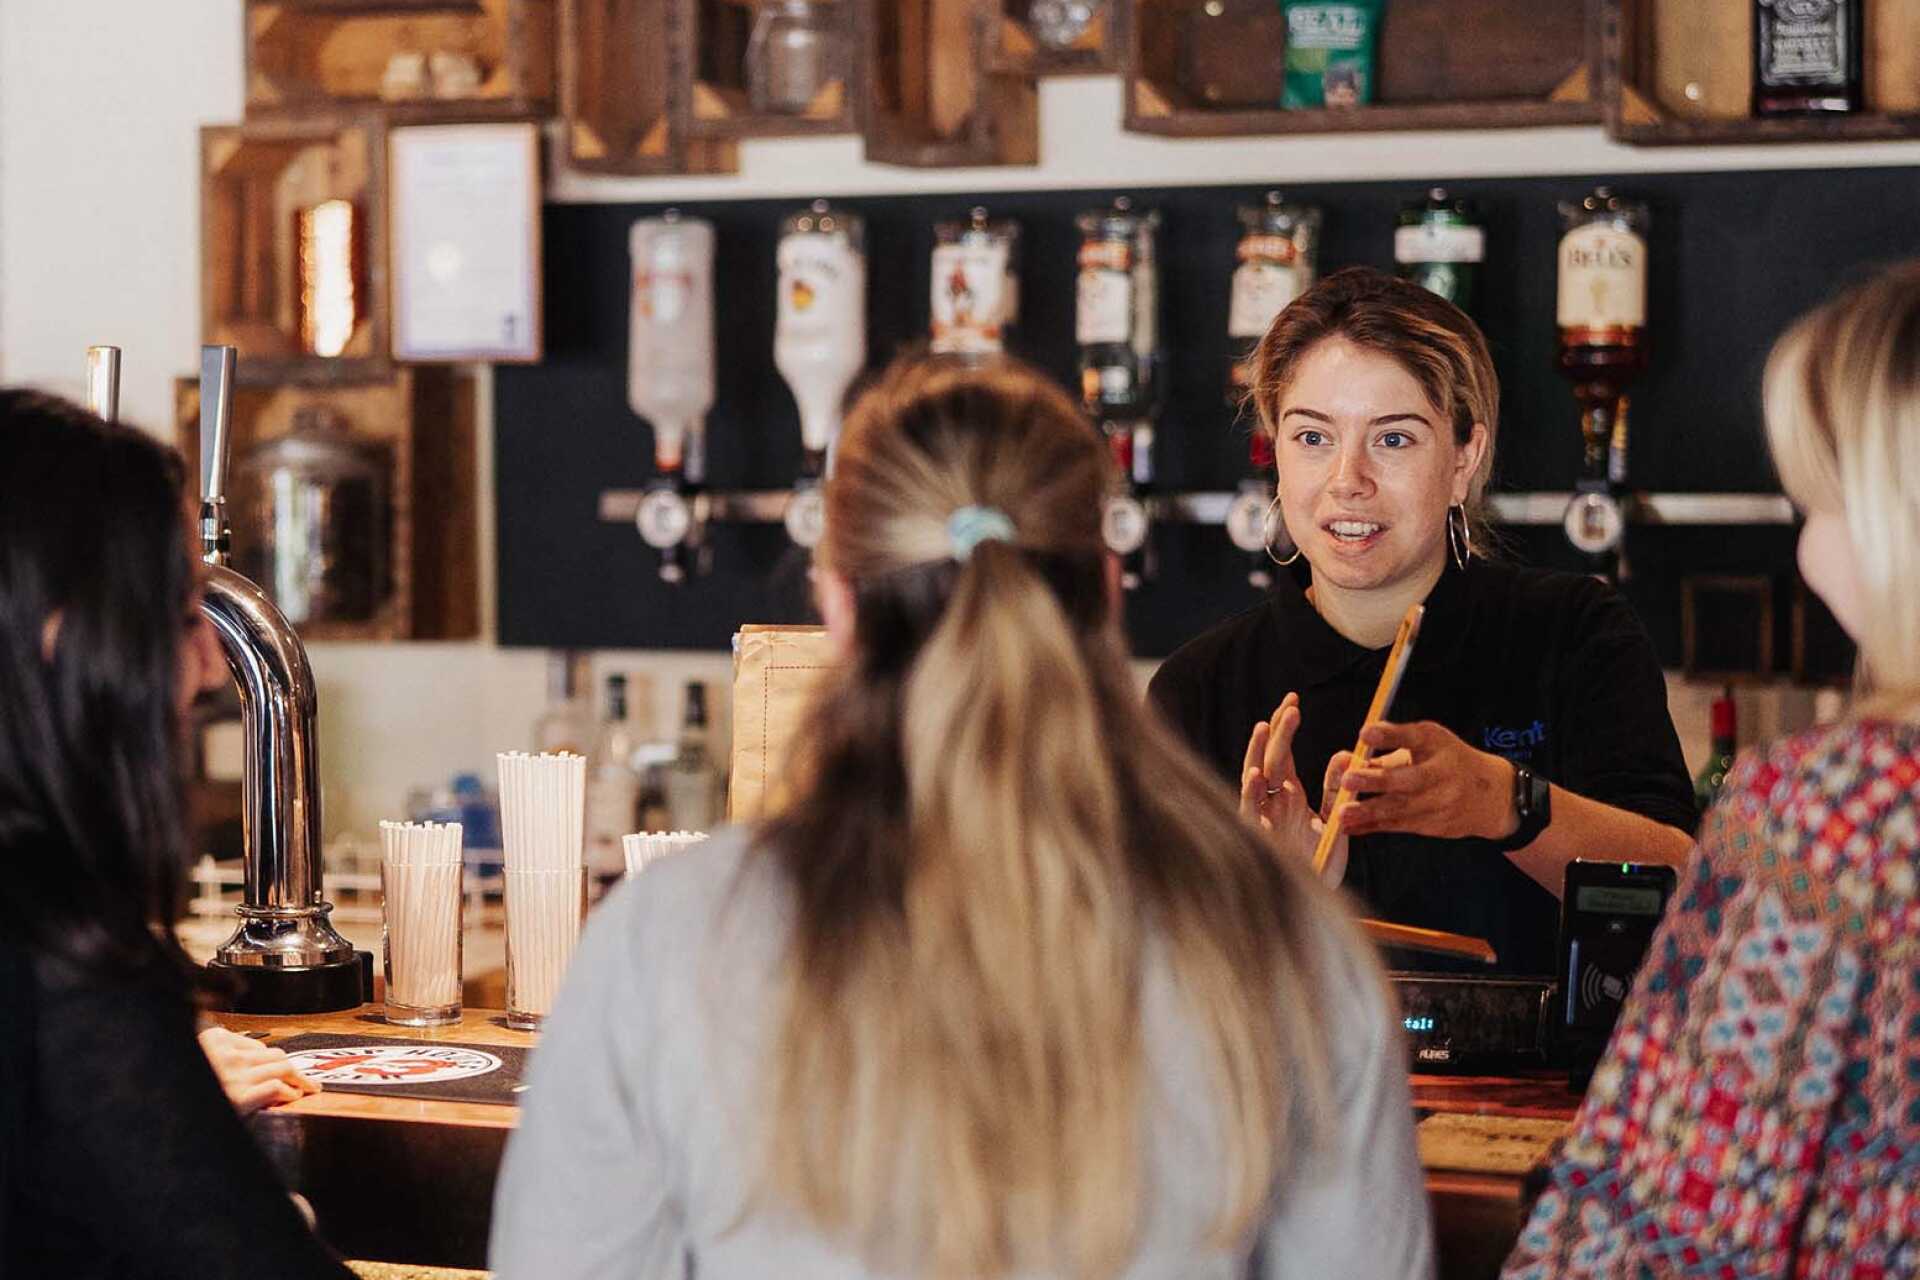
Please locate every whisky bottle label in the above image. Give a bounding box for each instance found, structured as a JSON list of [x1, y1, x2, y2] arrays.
[[1758, 0, 1847, 84], [1229, 260, 1307, 338], [1557, 224, 1646, 331], [931, 241, 1015, 355], [1076, 240, 1134, 346], [1394, 223, 1485, 265]]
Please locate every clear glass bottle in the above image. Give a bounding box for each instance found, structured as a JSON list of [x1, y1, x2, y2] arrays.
[[629, 212, 716, 482], [1075, 197, 1162, 421], [1395, 187, 1484, 314], [931, 207, 1021, 359], [746, 0, 849, 116], [665, 681, 719, 831], [1228, 191, 1320, 401], [586, 673, 644, 882], [532, 651, 594, 757]]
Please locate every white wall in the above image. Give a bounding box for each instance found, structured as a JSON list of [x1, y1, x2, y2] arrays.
[[2, 0, 1877, 837]]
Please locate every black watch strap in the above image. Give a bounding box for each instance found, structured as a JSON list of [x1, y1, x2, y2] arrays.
[[1496, 765, 1552, 851]]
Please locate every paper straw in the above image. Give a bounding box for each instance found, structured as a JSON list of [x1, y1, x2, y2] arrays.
[[621, 829, 710, 878], [380, 820, 465, 1014], [505, 867, 583, 1021], [497, 751, 587, 872]]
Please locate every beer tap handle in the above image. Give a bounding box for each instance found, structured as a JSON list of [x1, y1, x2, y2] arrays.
[[199, 345, 238, 566], [84, 346, 121, 422]]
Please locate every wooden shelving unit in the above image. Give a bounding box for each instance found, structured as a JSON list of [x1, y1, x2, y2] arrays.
[[174, 369, 481, 643], [202, 117, 391, 385], [859, 0, 1039, 166], [245, 0, 556, 122], [683, 0, 858, 139], [1124, 0, 1597, 137], [558, 0, 737, 174], [982, 0, 1122, 76], [1604, 0, 1920, 145]]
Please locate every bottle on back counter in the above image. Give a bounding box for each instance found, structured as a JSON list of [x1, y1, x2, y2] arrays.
[[586, 673, 645, 882], [1075, 197, 1162, 422], [533, 650, 593, 756], [1694, 686, 1739, 815], [1753, 0, 1862, 116], [1556, 186, 1649, 567], [1395, 187, 1484, 316], [1228, 191, 1320, 403], [666, 680, 720, 831]]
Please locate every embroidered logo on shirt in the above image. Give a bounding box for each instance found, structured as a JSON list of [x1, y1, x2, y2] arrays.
[[1483, 719, 1548, 761]]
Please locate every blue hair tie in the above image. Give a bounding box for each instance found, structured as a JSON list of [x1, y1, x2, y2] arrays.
[[948, 505, 1016, 561]]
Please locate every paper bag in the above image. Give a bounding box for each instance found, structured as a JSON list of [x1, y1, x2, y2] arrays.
[[729, 624, 838, 823]]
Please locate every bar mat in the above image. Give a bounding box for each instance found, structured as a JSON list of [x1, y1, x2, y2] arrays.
[[1416, 1112, 1567, 1176], [270, 1033, 529, 1106]]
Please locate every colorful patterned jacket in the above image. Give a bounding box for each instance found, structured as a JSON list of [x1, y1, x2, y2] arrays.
[[1502, 719, 1920, 1280]]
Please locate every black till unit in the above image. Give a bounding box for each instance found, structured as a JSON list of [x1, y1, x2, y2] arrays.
[[1392, 972, 1557, 1072], [1391, 859, 1678, 1075]]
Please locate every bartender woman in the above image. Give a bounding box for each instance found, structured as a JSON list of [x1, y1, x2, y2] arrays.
[[1150, 267, 1696, 974]]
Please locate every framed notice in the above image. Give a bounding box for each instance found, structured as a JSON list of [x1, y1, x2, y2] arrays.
[[390, 123, 542, 363]]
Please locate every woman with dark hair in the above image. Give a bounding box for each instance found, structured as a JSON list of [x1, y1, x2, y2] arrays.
[[0, 389, 352, 1278], [491, 356, 1432, 1278], [1151, 267, 1697, 974]]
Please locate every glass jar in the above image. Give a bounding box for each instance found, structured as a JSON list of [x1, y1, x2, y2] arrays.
[[233, 406, 390, 627], [746, 0, 848, 116], [1028, 0, 1108, 50]]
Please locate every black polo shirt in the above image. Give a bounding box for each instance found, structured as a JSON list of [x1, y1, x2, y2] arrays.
[[1148, 557, 1696, 976]]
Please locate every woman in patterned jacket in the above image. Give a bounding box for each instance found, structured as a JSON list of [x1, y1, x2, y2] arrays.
[[1502, 265, 1920, 1279]]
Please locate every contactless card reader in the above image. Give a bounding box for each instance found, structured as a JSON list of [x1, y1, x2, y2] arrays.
[[1559, 859, 1677, 1088]]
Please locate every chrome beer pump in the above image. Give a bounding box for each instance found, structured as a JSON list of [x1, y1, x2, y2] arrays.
[[86, 344, 366, 1013]]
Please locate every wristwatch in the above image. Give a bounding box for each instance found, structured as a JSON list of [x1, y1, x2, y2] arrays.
[[1495, 764, 1552, 851]]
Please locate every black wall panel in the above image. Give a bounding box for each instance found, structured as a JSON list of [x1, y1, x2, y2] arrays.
[[496, 164, 1906, 666]]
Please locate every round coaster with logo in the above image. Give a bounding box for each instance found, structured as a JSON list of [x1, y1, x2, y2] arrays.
[[270, 1033, 531, 1105]]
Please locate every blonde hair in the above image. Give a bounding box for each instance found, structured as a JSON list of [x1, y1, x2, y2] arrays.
[[754, 356, 1368, 1278], [1251, 266, 1502, 543], [1765, 261, 1920, 708]]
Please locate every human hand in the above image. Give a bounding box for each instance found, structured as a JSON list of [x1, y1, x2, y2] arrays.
[[1240, 693, 1351, 885], [196, 1026, 321, 1115], [1334, 720, 1518, 842]]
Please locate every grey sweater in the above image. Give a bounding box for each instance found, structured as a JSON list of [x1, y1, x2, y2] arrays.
[[490, 829, 1435, 1279]]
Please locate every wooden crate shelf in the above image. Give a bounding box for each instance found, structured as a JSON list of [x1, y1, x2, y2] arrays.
[[1605, 0, 1920, 145], [860, 0, 1039, 166], [174, 369, 480, 643], [202, 116, 391, 385], [559, 0, 737, 173], [245, 0, 555, 122], [1124, 0, 1597, 136], [683, 0, 857, 140], [983, 0, 1122, 76]]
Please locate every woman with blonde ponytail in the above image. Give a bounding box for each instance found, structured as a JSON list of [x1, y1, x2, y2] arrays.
[[491, 356, 1434, 1280]]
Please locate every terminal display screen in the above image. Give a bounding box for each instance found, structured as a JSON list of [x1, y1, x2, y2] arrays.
[[1575, 884, 1665, 916]]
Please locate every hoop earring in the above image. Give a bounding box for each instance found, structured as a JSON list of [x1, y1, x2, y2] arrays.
[[1447, 503, 1473, 570], [1263, 495, 1301, 567]]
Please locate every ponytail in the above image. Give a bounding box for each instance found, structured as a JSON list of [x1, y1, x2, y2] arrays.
[[896, 543, 1141, 1275], [754, 356, 1365, 1279]]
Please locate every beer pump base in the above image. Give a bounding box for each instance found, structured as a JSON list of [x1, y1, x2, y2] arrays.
[[203, 952, 373, 1015]]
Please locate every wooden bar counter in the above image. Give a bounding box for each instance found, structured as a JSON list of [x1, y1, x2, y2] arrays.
[[218, 1006, 1575, 1278]]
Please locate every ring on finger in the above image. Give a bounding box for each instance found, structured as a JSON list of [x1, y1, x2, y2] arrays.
[[1264, 785, 1284, 797]]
